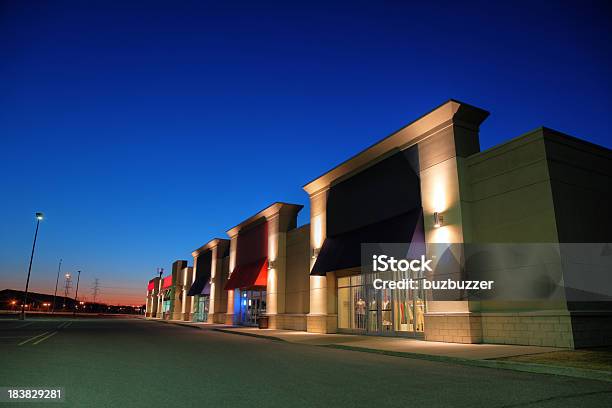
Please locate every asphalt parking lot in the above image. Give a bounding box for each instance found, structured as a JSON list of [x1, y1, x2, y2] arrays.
[[1, 317, 611, 407]]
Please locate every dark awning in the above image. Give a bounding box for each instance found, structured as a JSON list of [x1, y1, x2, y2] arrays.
[[224, 258, 268, 290], [188, 274, 210, 296], [311, 209, 424, 276], [188, 250, 212, 296]]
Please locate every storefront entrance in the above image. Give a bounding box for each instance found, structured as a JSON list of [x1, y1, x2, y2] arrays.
[[337, 274, 425, 337], [193, 295, 209, 322], [238, 289, 266, 326]]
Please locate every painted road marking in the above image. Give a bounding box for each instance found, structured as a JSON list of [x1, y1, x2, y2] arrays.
[[15, 322, 33, 329], [18, 331, 51, 346], [33, 331, 58, 345]]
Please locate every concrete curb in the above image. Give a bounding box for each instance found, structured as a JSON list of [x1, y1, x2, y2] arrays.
[[148, 319, 611, 383], [212, 328, 287, 342], [322, 345, 612, 383]]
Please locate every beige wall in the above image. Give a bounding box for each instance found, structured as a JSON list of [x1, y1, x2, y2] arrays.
[[459, 128, 612, 347], [285, 224, 310, 315], [465, 129, 559, 243]]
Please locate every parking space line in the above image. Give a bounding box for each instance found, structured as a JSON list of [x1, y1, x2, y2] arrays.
[[33, 331, 58, 345], [18, 331, 51, 346]]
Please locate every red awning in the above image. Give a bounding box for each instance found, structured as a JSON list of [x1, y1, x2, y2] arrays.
[[162, 275, 173, 289], [224, 258, 268, 290], [147, 280, 156, 291]]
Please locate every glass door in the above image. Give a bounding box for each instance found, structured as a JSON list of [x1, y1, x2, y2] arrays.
[[239, 289, 266, 326], [194, 296, 209, 322]]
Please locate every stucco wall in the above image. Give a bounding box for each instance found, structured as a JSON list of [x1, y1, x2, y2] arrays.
[[466, 129, 559, 243], [285, 224, 310, 315]]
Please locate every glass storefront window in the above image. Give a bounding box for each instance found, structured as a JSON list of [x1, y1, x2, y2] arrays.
[[337, 275, 366, 331], [338, 273, 426, 336]]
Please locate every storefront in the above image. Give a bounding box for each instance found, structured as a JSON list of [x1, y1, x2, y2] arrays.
[[225, 219, 269, 326], [304, 99, 612, 347], [188, 248, 212, 322], [160, 275, 173, 319], [190, 239, 230, 324], [224, 202, 306, 329], [308, 143, 428, 338], [145, 277, 160, 318]]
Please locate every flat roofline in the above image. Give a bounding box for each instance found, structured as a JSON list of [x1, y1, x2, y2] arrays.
[[191, 238, 229, 257], [468, 126, 612, 164], [302, 99, 489, 195], [226, 201, 304, 237]]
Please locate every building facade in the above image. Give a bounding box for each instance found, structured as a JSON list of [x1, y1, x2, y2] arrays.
[[189, 239, 230, 323], [145, 100, 612, 348], [223, 203, 310, 330]]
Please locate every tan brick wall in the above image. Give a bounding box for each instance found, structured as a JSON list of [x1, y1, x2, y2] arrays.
[[268, 314, 307, 331], [481, 313, 574, 348], [424, 313, 482, 343], [307, 314, 337, 334], [224, 313, 235, 325]]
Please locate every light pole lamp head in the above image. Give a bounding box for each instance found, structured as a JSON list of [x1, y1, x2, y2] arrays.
[[35, 212, 44, 221]]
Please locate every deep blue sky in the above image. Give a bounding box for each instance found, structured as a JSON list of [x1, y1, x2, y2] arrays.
[[1, 1, 610, 304]]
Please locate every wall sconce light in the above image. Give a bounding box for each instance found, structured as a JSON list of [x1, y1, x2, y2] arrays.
[[433, 212, 443, 228], [268, 260, 277, 270], [311, 247, 320, 259]]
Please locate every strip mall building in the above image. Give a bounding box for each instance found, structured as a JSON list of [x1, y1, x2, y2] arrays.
[[146, 100, 612, 349]]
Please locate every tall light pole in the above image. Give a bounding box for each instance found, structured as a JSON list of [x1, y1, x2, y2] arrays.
[[20, 212, 44, 320], [73, 270, 81, 317], [51, 258, 62, 314]]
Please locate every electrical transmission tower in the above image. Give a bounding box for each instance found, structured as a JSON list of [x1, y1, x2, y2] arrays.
[[91, 278, 101, 304]]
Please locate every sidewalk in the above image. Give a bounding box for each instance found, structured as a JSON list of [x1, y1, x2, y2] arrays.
[[214, 326, 561, 360], [149, 319, 612, 382]]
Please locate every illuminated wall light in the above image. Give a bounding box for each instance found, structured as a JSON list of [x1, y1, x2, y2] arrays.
[[433, 212, 444, 228], [311, 247, 320, 259]]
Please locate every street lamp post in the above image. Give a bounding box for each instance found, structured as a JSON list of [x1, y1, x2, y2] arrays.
[[20, 212, 44, 320], [73, 270, 81, 317]]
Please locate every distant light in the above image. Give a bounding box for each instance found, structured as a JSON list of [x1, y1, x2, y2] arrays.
[[35, 212, 44, 221], [65, 273, 71, 278], [10, 300, 16, 305], [79, 301, 84, 305]]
